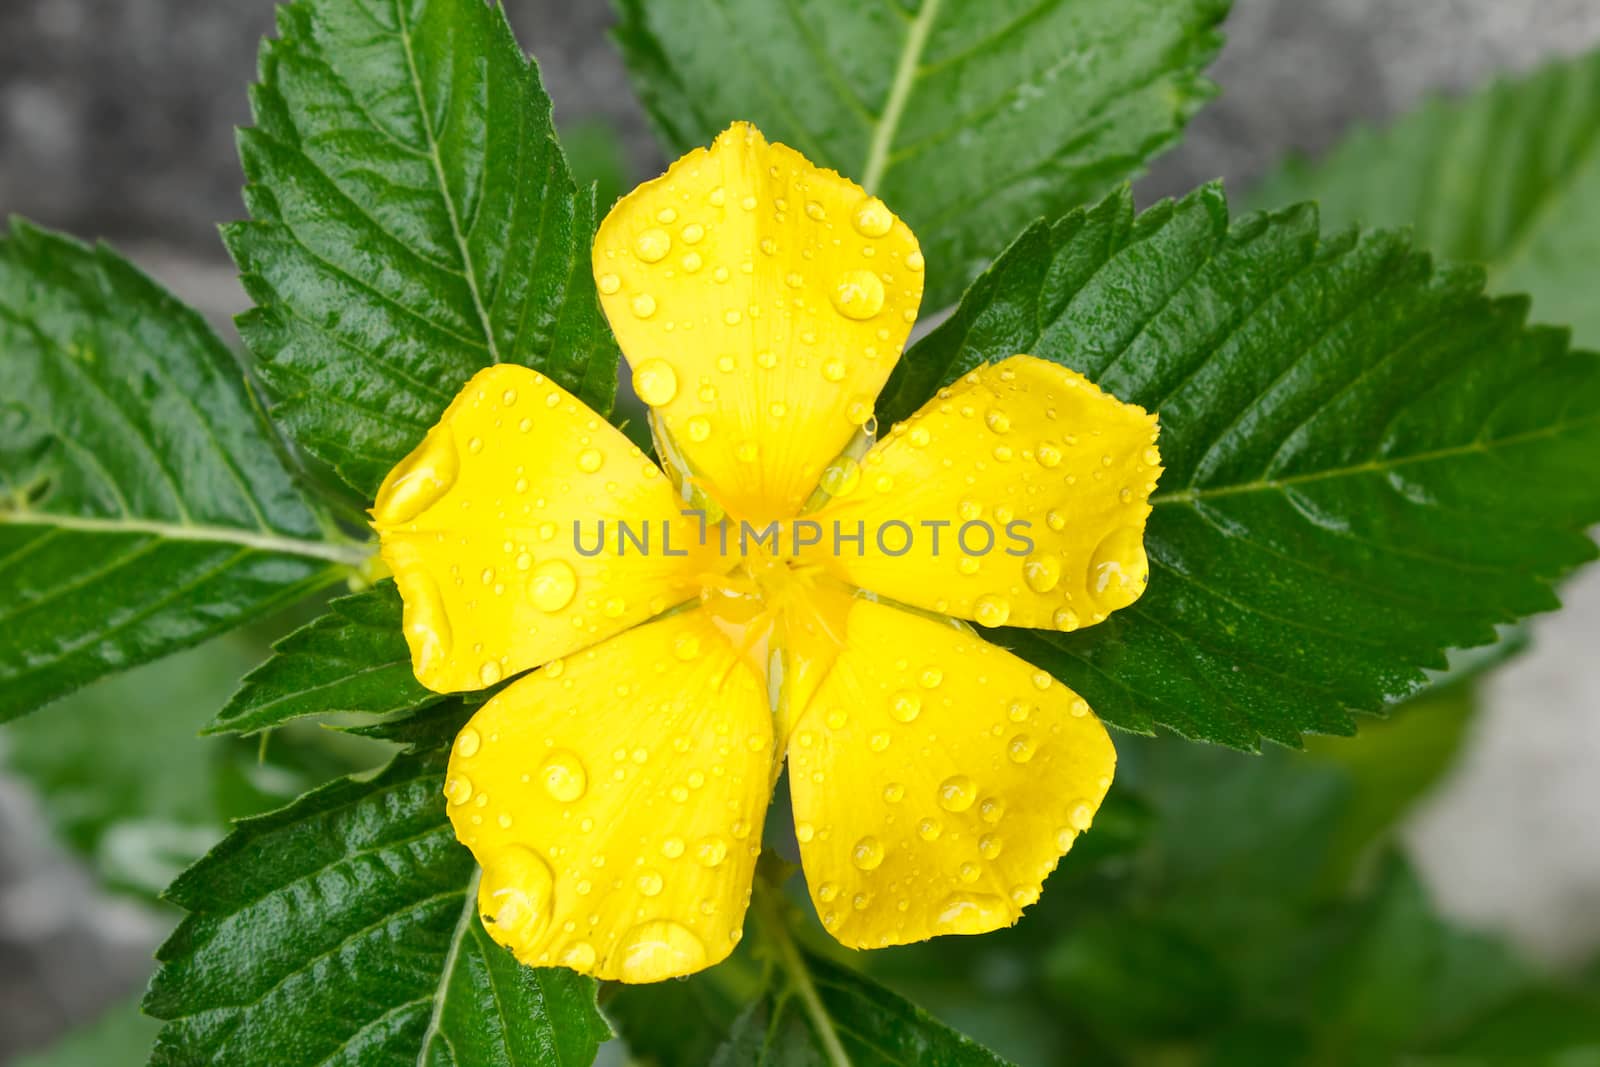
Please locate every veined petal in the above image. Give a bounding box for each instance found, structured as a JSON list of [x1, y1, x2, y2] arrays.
[[786, 598, 1116, 949], [594, 122, 924, 520], [808, 356, 1161, 632], [445, 610, 773, 982], [373, 364, 718, 693]]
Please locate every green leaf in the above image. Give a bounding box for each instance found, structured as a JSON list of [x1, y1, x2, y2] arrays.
[[722, 884, 1012, 1067], [208, 580, 441, 735], [613, 0, 1229, 310], [1252, 48, 1600, 349], [0, 222, 359, 723], [716, 945, 1011, 1067], [884, 184, 1600, 748], [145, 749, 610, 1066], [231, 0, 619, 498]]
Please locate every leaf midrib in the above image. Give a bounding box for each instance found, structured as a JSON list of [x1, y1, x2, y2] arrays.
[[416, 866, 481, 1066], [860, 0, 943, 192], [393, 0, 502, 365], [1151, 418, 1596, 506], [0, 508, 372, 566]]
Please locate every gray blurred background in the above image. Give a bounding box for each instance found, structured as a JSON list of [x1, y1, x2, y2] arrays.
[[3, 0, 1600, 1060]]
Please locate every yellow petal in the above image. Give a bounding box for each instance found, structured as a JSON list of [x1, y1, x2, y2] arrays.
[[372, 364, 718, 693], [445, 609, 773, 982], [786, 598, 1116, 949], [593, 122, 924, 520], [807, 356, 1161, 632]]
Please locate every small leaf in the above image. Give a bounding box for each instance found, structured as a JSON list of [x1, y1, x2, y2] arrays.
[[1253, 48, 1600, 348], [0, 222, 359, 723], [145, 749, 610, 1066], [886, 184, 1600, 748], [715, 944, 1012, 1067], [231, 0, 619, 497], [208, 580, 440, 735], [614, 0, 1229, 310]]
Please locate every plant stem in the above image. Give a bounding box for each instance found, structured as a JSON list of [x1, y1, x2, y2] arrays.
[[751, 877, 853, 1067]]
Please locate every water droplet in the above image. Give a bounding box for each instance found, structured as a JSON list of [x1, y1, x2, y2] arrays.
[[883, 782, 905, 803], [980, 797, 1005, 824], [908, 425, 931, 447], [529, 560, 577, 612], [1037, 443, 1063, 468], [938, 775, 976, 812], [1033, 671, 1054, 691], [632, 359, 679, 406], [479, 660, 503, 686], [577, 448, 605, 473], [1088, 526, 1149, 610], [597, 273, 621, 295], [709, 186, 726, 206], [979, 834, 1004, 859], [974, 594, 1011, 628], [794, 820, 816, 843], [635, 228, 671, 262], [985, 408, 1011, 434], [560, 941, 597, 970], [662, 836, 686, 859], [804, 200, 827, 221], [959, 861, 981, 883], [637, 869, 664, 896], [694, 835, 729, 867], [539, 749, 587, 802], [373, 429, 459, 524], [819, 457, 861, 497], [1023, 556, 1061, 593], [455, 728, 482, 758], [905, 250, 925, 272], [852, 836, 884, 870], [935, 892, 1008, 934], [1143, 445, 1161, 466], [1071, 698, 1089, 718], [1008, 734, 1037, 763], [631, 293, 657, 318], [618, 920, 706, 982], [1053, 607, 1080, 632], [1069, 801, 1095, 831], [851, 196, 893, 237], [822, 358, 848, 382], [918, 818, 942, 841], [890, 690, 922, 723], [478, 845, 555, 948], [870, 732, 890, 752], [681, 222, 705, 244], [830, 269, 886, 320], [687, 416, 712, 442], [444, 775, 473, 806]]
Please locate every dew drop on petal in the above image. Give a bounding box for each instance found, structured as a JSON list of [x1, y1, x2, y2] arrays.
[[632, 359, 679, 406], [851, 836, 884, 870], [539, 749, 587, 803], [830, 269, 886, 320], [529, 560, 577, 612], [635, 228, 671, 262], [935, 892, 1008, 934], [938, 775, 976, 812], [618, 920, 706, 982], [851, 196, 893, 238], [1088, 526, 1150, 610]]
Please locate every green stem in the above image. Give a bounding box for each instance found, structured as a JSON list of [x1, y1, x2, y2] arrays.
[[751, 877, 853, 1067]]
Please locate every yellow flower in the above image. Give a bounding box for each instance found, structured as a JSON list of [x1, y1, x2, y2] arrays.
[[372, 123, 1160, 983]]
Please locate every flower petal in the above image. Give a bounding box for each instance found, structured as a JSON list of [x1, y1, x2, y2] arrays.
[[445, 609, 773, 982], [373, 364, 717, 693], [808, 356, 1161, 632], [593, 122, 924, 520], [786, 597, 1115, 949]]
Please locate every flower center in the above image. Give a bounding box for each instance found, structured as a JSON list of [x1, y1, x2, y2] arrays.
[[697, 557, 852, 724]]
